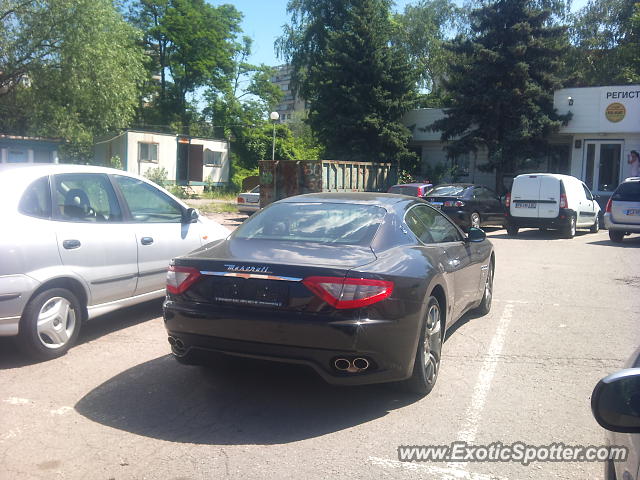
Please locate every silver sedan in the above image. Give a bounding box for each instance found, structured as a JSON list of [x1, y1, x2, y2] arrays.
[[0, 164, 229, 360]]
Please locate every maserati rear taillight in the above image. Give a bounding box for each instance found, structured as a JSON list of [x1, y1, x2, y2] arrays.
[[303, 276, 394, 309], [166, 265, 201, 294]]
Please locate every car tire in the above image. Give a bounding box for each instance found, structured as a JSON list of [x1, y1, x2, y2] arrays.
[[474, 260, 494, 316], [17, 288, 82, 361], [470, 212, 481, 229], [562, 215, 576, 239], [402, 296, 443, 396], [590, 215, 600, 233], [609, 230, 624, 243], [506, 225, 519, 236]]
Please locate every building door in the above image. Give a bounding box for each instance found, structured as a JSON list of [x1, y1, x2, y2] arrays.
[[583, 141, 623, 195], [188, 144, 203, 182]]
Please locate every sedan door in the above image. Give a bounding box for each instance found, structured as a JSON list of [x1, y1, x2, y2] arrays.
[[405, 205, 477, 320], [579, 183, 597, 227], [52, 173, 138, 306], [112, 175, 204, 296]]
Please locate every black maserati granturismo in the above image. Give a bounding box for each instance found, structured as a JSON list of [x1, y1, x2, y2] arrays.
[[163, 193, 495, 395]]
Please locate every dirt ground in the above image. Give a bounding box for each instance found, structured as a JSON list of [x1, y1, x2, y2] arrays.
[[203, 211, 245, 230]]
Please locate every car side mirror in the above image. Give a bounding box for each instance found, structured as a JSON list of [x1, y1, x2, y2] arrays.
[[466, 227, 486, 243], [183, 207, 199, 223], [591, 368, 640, 434]]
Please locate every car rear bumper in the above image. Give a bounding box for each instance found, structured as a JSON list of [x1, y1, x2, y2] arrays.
[[163, 299, 422, 385], [604, 213, 640, 233], [236, 204, 260, 214], [507, 209, 572, 229], [0, 274, 39, 336]]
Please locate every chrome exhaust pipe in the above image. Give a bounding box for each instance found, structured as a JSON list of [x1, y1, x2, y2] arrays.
[[334, 358, 350, 371], [168, 336, 176, 346], [353, 357, 370, 371], [174, 338, 185, 350]]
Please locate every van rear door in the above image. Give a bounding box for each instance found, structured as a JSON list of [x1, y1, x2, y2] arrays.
[[538, 176, 560, 218], [510, 175, 541, 217]]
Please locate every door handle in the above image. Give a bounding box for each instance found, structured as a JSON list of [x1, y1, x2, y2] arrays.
[[62, 239, 81, 250], [141, 237, 154, 245]]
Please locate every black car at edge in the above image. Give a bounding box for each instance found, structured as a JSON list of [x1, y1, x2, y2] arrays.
[[163, 193, 495, 395], [425, 184, 505, 231]]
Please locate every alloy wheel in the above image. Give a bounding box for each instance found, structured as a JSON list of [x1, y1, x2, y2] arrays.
[[36, 297, 77, 349]]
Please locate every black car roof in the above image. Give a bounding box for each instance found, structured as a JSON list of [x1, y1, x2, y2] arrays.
[[278, 192, 416, 207]]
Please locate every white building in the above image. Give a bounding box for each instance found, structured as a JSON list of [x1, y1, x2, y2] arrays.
[[0, 135, 60, 164], [405, 84, 640, 200], [271, 65, 307, 122], [94, 130, 230, 188]]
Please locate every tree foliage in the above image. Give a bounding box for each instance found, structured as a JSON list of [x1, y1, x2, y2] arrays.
[[129, 0, 242, 130], [392, 0, 464, 104], [431, 0, 571, 192], [0, 0, 146, 161], [567, 0, 640, 85], [278, 0, 419, 168]]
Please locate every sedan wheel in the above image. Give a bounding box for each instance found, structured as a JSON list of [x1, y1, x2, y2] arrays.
[[609, 230, 624, 243], [590, 215, 600, 233], [402, 296, 443, 396], [18, 288, 82, 360], [475, 261, 494, 315], [470, 212, 481, 229]]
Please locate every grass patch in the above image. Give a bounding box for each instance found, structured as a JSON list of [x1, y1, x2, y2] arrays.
[[197, 202, 238, 214]]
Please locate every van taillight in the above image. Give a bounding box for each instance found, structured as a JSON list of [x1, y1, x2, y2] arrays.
[[605, 198, 612, 213], [505, 193, 511, 208], [559, 194, 568, 209]]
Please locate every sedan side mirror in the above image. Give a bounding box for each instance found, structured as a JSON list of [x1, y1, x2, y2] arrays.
[[591, 368, 640, 433], [466, 227, 486, 243], [183, 207, 199, 223]]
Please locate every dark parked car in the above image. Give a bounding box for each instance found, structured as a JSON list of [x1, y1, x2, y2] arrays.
[[163, 193, 495, 395], [425, 184, 505, 231], [591, 346, 640, 480], [387, 182, 433, 198]]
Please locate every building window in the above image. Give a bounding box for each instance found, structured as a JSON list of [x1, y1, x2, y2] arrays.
[[452, 153, 471, 176], [138, 142, 158, 163], [204, 149, 222, 167]]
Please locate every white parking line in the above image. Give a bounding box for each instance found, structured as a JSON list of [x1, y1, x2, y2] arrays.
[[457, 303, 514, 444], [368, 456, 509, 480]]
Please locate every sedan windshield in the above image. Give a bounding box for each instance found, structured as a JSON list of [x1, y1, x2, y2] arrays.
[[233, 202, 386, 245]]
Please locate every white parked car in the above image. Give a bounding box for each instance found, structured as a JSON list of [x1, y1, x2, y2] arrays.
[[0, 164, 229, 360], [236, 185, 260, 215], [604, 177, 640, 243], [505, 173, 601, 238]]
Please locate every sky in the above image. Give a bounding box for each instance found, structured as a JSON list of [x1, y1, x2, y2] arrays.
[[221, 0, 591, 68]]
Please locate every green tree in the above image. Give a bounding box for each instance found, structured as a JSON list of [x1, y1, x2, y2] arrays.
[[431, 0, 571, 193], [568, 0, 640, 85], [392, 0, 464, 105], [278, 0, 419, 168], [129, 0, 242, 130], [0, 0, 146, 162]]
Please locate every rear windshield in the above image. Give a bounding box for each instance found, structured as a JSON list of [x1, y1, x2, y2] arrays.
[[612, 182, 640, 202], [428, 185, 468, 196], [389, 185, 419, 196], [233, 202, 386, 245]]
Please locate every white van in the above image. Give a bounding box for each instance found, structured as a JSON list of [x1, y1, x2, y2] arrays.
[[506, 173, 601, 238]]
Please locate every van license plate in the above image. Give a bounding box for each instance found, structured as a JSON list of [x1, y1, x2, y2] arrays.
[[626, 209, 640, 216], [515, 202, 536, 208]]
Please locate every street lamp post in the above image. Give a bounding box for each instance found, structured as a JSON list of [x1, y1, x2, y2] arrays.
[[269, 111, 280, 161]]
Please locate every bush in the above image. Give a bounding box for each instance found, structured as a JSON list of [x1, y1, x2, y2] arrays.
[[144, 167, 168, 188]]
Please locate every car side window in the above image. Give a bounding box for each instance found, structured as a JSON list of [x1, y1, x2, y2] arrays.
[[53, 174, 121, 222], [582, 184, 593, 200], [19, 176, 52, 219], [113, 175, 183, 223], [405, 205, 463, 244]]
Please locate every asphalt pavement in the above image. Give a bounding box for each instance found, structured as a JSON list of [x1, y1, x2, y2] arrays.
[[1, 228, 638, 480]]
